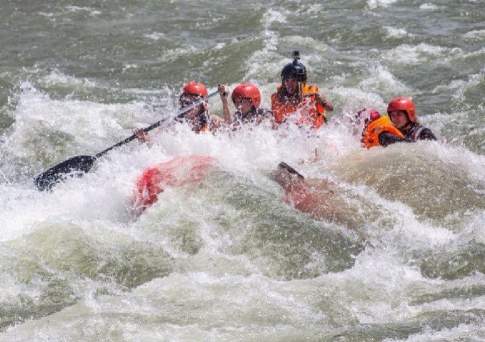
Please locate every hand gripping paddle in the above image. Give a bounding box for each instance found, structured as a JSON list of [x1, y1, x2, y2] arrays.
[[34, 91, 218, 191]]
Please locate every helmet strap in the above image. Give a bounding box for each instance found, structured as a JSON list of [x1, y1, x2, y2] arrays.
[[297, 82, 303, 100]]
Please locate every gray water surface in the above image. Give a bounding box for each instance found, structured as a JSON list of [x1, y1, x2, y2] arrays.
[[1, 1, 484, 341]]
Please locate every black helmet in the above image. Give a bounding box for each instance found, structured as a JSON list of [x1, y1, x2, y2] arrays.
[[281, 51, 307, 82]]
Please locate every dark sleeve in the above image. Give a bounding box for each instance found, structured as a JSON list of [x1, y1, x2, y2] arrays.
[[257, 108, 273, 119], [418, 128, 437, 141], [263, 109, 273, 118], [379, 132, 405, 146]]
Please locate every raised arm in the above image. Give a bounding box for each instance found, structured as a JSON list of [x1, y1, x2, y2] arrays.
[[317, 93, 334, 112], [218, 84, 232, 123]]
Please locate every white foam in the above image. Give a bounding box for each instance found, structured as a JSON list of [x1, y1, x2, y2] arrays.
[[360, 64, 411, 93], [367, 0, 398, 9], [143, 32, 166, 41], [41, 69, 96, 88], [160, 46, 198, 63], [420, 140, 485, 184], [395, 323, 485, 341], [1, 73, 485, 340], [384, 26, 412, 39], [464, 29, 485, 40], [333, 86, 385, 107], [419, 3, 439, 10], [245, 8, 286, 79], [4, 84, 149, 159], [302, 4, 323, 14], [38, 12, 55, 18], [383, 43, 456, 65], [65, 5, 101, 16], [282, 35, 329, 54]]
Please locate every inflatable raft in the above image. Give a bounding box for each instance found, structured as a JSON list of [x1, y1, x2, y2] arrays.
[[133, 155, 215, 212]]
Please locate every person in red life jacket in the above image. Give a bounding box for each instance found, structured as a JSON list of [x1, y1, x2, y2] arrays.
[[387, 96, 437, 142], [135, 81, 221, 142], [133, 155, 216, 213], [358, 108, 405, 148], [218, 82, 272, 128], [271, 51, 333, 129]]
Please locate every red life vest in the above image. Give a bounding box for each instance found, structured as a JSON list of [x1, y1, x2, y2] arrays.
[[271, 84, 326, 129]]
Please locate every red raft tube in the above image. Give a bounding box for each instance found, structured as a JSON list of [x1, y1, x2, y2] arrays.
[[133, 155, 215, 213]]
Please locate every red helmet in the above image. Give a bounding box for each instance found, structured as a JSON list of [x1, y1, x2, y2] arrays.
[[183, 81, 208, 97], [369, 109, 380, 121], [356, 108, 380, 122], [231, 83, 261, 108], [387, 96, 416, 123]]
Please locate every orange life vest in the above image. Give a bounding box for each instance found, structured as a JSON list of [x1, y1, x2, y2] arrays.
[[271, 84, 326, 129], [361, 115, 404, 149]]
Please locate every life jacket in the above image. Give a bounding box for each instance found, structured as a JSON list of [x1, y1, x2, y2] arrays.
[[397, 122, 437, 142], [361, 115, 404, 149], [271, 83, 326, 129], [405, 124, 426, 142]]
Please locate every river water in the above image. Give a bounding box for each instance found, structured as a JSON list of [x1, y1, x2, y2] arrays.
[[1, 1, 484, 341]]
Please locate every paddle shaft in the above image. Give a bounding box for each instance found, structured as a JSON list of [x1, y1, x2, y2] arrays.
[[95, 90, 218, 158], [34, 90, 219, 191]]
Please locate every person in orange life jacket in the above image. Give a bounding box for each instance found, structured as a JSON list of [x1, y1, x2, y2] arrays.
[[218, 82, 272, 128], [135, 81, 222, 142], [387, 96, 437, 142], [358, 108, 405, 148], [271, 51, 333, 129]]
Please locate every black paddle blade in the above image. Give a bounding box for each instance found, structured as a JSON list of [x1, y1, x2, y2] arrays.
[[34, 155, 97, 191], [278, 162, 305, 179]]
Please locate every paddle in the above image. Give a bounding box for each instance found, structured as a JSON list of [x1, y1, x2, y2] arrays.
[[34, 90, 218, 191], [278, 162, 305, 179]]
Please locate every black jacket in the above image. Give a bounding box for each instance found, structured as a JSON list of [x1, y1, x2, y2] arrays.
[[379, 123, 437, 146]]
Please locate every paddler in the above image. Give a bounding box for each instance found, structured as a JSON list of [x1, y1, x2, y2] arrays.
[[271, 51, 333, 129], [135, 81, 222, 142], [177, 81, 222, 133], [218, 82, 272, 128], [387, 96, 437, 142]]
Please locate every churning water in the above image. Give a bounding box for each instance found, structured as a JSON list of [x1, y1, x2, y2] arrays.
[[0, 1, 484, 341]]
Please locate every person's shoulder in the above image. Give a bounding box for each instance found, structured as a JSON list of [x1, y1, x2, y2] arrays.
[[405, 123, 436, 141], [411, 122, 433, 136], [418, 126, 437, 140], [272, 85, 285, 98]]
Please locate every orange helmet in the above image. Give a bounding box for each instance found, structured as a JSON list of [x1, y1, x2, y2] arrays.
[[182, 81, 208, 97], [231, 83, 261, 108], [387, 96, 416, 123]]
